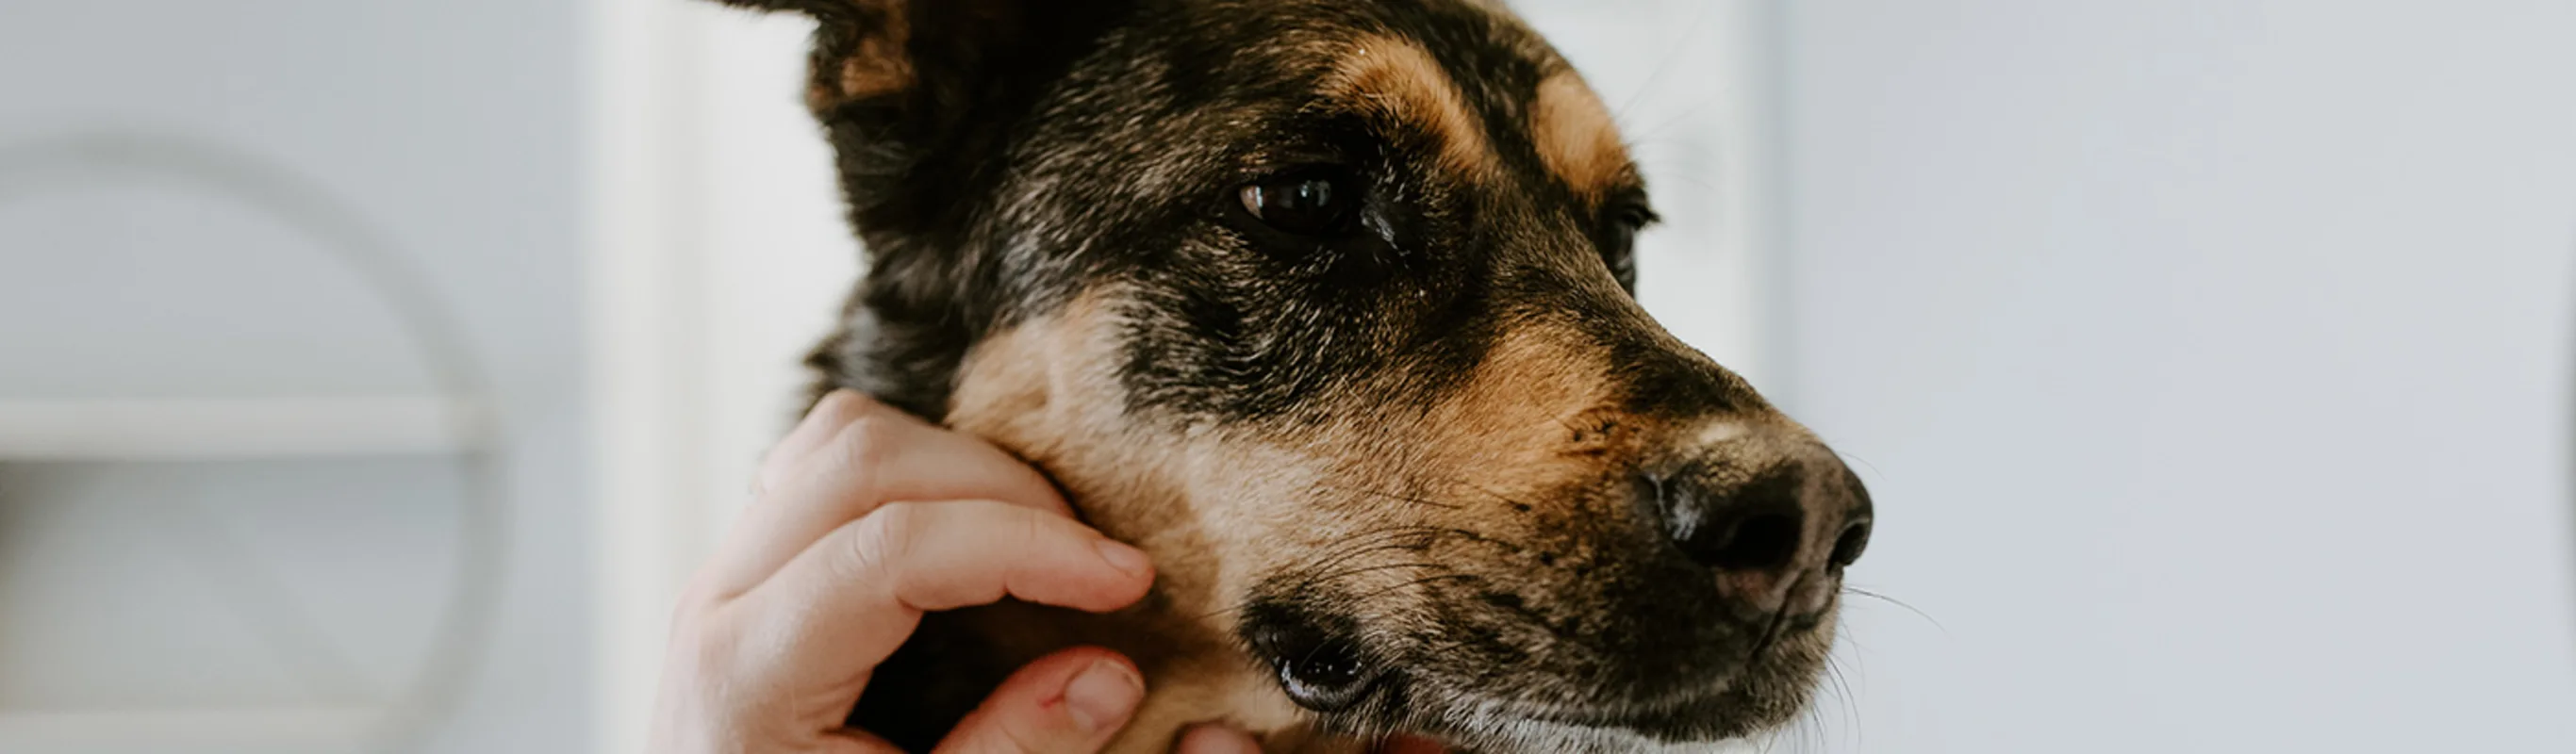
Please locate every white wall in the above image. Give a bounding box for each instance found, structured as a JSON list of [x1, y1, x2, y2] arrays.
[[0, 2, 593, 753], [1780, 1, 2576, 751]]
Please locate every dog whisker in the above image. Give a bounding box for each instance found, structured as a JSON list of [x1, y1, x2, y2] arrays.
[[1185, 559, 1428, 624], [1830, 449, 1888, 482], [1283, 524, 1446, 567], [1634, 162, 1721, 193], [1462, 483, 1544, 513], [1316, 483, 1463, 511], [1185, 597, 1261, 624], [1283, 524, 1466, 574], [1299, 561, 1454, 586], [1181, 526, 1478, 624], [1345, 572, 1479, 603], [1754, 723, 1784, 754], [1610, 0, 1718, 123], [1841, 585, 1944, 633], [1625, 97, 1727, 147], [1824, 655, 1859, 748]]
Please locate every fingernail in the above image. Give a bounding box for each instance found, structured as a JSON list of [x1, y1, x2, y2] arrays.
[[1064, 660, 1144, 732], [1095, 539, 1153, 579]]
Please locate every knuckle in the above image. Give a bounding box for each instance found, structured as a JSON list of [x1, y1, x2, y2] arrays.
[[834, 415, 902, 477], [669, 581, 718, 630], [850, 500, 929, 576], [668, 570, 761, 636], [669, 604, 744, 680], [813, 389, 882, 428]]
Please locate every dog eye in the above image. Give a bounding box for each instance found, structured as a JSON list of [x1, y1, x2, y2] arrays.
[[1601, 203, 1655, 288], [1240, 169, 1361, 236]]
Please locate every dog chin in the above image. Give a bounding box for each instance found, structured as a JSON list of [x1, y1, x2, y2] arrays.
[[1395, 710, 1773, 754], [1357, 685, 1803, 754]]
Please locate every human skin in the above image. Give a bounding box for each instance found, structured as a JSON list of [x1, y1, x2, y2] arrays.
[[645, 390, 1269, 754]]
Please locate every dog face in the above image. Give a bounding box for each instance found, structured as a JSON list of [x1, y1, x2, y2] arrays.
[[719, 0, 1872, 749]]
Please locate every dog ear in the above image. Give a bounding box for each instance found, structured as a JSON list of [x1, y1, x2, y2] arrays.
[[708, 0, 1047, 115], [713, 0, 1113, 252]]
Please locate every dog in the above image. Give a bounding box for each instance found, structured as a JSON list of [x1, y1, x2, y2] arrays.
[[705, 1, 1874, 751]]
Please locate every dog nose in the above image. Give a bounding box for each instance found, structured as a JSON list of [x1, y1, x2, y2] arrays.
[[1671, 484, 1806, 572], [1642, 441, 1871, 615]]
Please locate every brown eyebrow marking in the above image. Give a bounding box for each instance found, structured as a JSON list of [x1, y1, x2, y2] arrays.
[[804, 3, 914, 110], [1531, 70, 1634, 202], [1318, 35, 1496, 177]]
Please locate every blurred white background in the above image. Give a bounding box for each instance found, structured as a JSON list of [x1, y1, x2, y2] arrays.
[[0, 1, 2571, 753], [1785, 3, 2576, 751], [0, 2, 586, 754]]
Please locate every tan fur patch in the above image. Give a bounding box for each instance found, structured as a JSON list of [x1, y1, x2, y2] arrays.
[[946, 294, 1219, 605], [1531, 71, 1631, 201], [1428, 328, 1615, 463], [1401, 323, 1636, 534], [804, 3, 914, 109], [837, 36, 913, 98], [944, 293, 1315, 752], [1319, 35, 1495, 177]]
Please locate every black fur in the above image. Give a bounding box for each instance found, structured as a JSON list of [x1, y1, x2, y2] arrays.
[[789, 0, 1656, 425], [701, 0, 1870, 749]]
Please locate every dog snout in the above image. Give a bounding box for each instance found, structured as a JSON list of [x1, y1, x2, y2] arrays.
[[1641, 433, 1873, 618]]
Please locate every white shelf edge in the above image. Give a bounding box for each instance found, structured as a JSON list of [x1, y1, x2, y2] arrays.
[[0, 706, 382, 747], [0, 396, 487, 461]]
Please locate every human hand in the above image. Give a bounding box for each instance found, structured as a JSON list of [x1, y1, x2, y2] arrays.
[[648, 389, 1257, 753]]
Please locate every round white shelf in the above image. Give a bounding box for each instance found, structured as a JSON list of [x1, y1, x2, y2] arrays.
[[0, 396, 487, 462], [0, 133, 504, 754]]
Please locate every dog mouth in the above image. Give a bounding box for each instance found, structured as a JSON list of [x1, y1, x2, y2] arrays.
[[1245, 614, 1808, 753], [1468, 687, 1757, 739], [1236, 507, 1851, 751], [1273, 673, 1779, 754]]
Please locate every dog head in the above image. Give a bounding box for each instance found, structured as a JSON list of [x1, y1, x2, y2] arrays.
[[718, 0, 1872, 749]]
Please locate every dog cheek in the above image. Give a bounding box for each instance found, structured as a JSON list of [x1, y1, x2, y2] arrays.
[[945, 288, 1336, 629]]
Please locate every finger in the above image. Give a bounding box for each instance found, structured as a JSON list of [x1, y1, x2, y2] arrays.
[[753, 389, 876, 497], [809, 730, 907, 754], [736, 500, 1155, 672], [1172, 725, 1263, 754], [934, 647, 1145, 754], [706, 405, 1074, 598]]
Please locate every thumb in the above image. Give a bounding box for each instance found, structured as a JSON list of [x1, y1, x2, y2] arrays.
[[934, 647, 1146, 754]]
